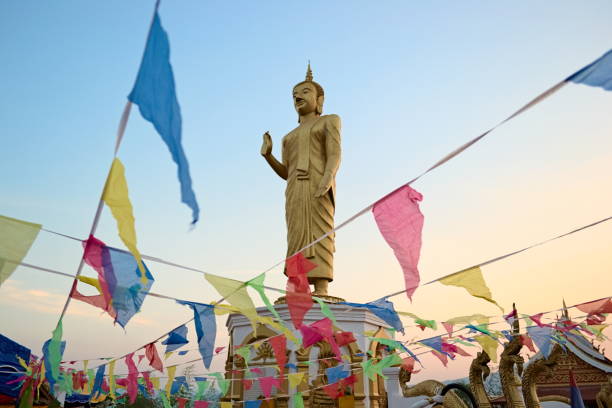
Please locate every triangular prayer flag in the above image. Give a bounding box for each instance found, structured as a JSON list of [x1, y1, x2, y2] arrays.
[[101, 158, 146, 281], [176, 398, 188, 408], [165, 366, 176, 396], [442, 322, 454, 337], [342, 298, 405, 334], [294, 392, 305, 408], [176, 300, 216, 369], [438, 267, 503, 311], [326, 365, 349, 384], [194, 380, 209, 400], [128, 10, 199, 224], [124, 353, 139, 404], [269, 335, 287, 376], [526, 326, 554, 358], [314, 297, 338, 326], [247, 273, 282, 321], [575, 297, 612, 315], [334, 331, 356, 347], [372, 185, 424, 300], [194, 401, 209, 408], [259, 376, 282, 398], [286, 253, 316, 329], [162, 325, 188, 353], [474, 335, 499, 363], [431, 350, 448, 367], [145, 343, 163, 373], [42, 321, 65, 393], [205, 274, 258, 329], [245, 401, 262, 408], [108, 361, 116, 399], [0, 215, 41, 287], [567, 50, 612, 90], [288, 372, 306, 388], [211, 372, 229, 396], [520, 334, 536, 353]]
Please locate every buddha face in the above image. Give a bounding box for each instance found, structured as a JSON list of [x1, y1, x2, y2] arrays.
[[293, 82, 320, 116]]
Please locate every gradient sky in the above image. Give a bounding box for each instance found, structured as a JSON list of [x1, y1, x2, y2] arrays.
[[1, 1, 612, 382]]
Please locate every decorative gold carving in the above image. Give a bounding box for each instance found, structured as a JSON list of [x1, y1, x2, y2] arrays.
[[469, 351, 493, 408], [398, 369, 470, 408], [596, 376, 612, 408], [521, 344, 563, 408], [499, 336, 526, 408]]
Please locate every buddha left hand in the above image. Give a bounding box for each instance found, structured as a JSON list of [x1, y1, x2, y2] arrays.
[[315, 173, 333, 197]]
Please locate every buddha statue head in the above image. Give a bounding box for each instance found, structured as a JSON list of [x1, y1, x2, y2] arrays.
[[293, 63, 325, 121]]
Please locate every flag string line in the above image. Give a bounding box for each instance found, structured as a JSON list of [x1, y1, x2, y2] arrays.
[[13, 257, 608, 373], [44, 48, 596, 336]]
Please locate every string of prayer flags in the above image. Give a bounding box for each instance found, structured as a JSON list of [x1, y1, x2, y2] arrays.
[[370, 337, 409, 354], [372, 353, 404, 379], [372, 185, 424, 300], [259, 376, 282, 398], [42, 321, 65, 393], [0, 215, 41, 287], [257, 315, 300, 346], [526, 326, 554, 358], [286, 253, 316, 329], [176, 300, 216, 369], [567, 50, 612, 90], [269, 335, 287, 376], [419, 336, 445, 355], [102, 158, 146, 281], [145, 343, 163, 373], [431, 350, 449, 367], [438, 267, 503, 311], [162, 325, 189, 353], [128, 9, 199, 224], [446, 314, 489, 326], [415, 318, 437, 331], [529, 313, 552, 328], [474, 335, 499, 363], [205, 274, 258, 329], [79, 235, 154, 328], [247, 273, 282, 321], [288, 372, 306, 388]]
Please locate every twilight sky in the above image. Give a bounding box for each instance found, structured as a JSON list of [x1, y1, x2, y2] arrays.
[[1, 1, 612, 381]]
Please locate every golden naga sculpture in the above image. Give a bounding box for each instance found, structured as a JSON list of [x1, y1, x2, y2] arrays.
[[261, 64, 341, 296], [596, 377, 612, 408], [499, 335, 527, 408], [399, 368, 475, 408], [468, 351, 493, 408], [521, 344, 565, 408]]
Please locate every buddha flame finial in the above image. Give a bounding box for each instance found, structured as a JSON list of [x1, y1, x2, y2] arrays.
[[305, 61, 313, 82]]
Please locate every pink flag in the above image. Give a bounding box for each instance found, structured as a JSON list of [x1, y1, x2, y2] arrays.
[[576, 297, 612, 316], [243, 378, 253, 390], [431, 350, 448, 367], [286, 253, 316, 329], [250, 367, 263, 375], [125, 353, 139, 404], [520, 334, 536, 353], [269, 335, 287, 376], [215, 346, 225, 354], [372, 185, 424, 300], [300, 318, 342, 360], [259, 376, 282, 398], [323, 382, 343, 399], [442, 322, 454, 337], [530, 313, 551, 328], [194, 402, 209, 408], [145, 343, 164, 372]]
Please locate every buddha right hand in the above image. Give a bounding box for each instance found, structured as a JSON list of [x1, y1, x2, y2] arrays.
[[261, 131, 273, 157]]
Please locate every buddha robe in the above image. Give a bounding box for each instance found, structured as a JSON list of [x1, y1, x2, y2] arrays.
[[281, 114, 341, 282]]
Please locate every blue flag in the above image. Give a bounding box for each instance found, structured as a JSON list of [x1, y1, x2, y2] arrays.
[[569, 370, 586, 408], [526, 326, 554, 358], [341, 297, 404, 334], [567, 49, 612, 90], [326, 365, 349, 384], [162, 325, 189, 353], [90, 365, 105, 398], [176, 300, 216, 369], [245, 401, 262, 408], [128, 11, 199, 224]]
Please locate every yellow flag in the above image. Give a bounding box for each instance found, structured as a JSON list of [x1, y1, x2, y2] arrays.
[[102, 158, 145, 282], [77, 276, 103, 293], [474, 335, 499, 363], [205, 274, 258, 328], [220, 402, 232, 408], [165, 366, 176, 396], [150, 377, 160, 391], [164, 351, 174, 360], [288, 372, 306, 388], [445, 313, 490, 326], [0, 215, 41, 287], [257, 315, 300, 346], [108, 361, 116, 399], [439, 267, 503, 311]]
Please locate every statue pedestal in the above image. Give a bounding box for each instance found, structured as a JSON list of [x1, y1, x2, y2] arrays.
[[224, 302, 395, 408]]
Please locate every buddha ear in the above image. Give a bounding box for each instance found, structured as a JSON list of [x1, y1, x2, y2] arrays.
[[316, 94, 324, 115]]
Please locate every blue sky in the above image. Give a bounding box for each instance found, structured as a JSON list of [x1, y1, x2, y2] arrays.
[[1, 1, 612, 380]]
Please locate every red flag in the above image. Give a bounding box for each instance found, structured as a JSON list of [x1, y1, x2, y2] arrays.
[[520, 334, 536, 353], [269, 335, 287, 376], [286, 253, 316, 328], [145, 343, 164, 372], [194, 402, 209, 408], [334, 331, 356, 347], [576, 298, 612, 315], [372, 185, 424, 300], [176, 398, 188, 408], [125, 353, 139, 404]]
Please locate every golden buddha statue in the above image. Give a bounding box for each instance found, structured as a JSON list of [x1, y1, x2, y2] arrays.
[[261, 64, 341, 297]]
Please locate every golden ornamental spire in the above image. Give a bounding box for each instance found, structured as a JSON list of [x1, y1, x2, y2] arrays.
[[305, 61, 313, 82]]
